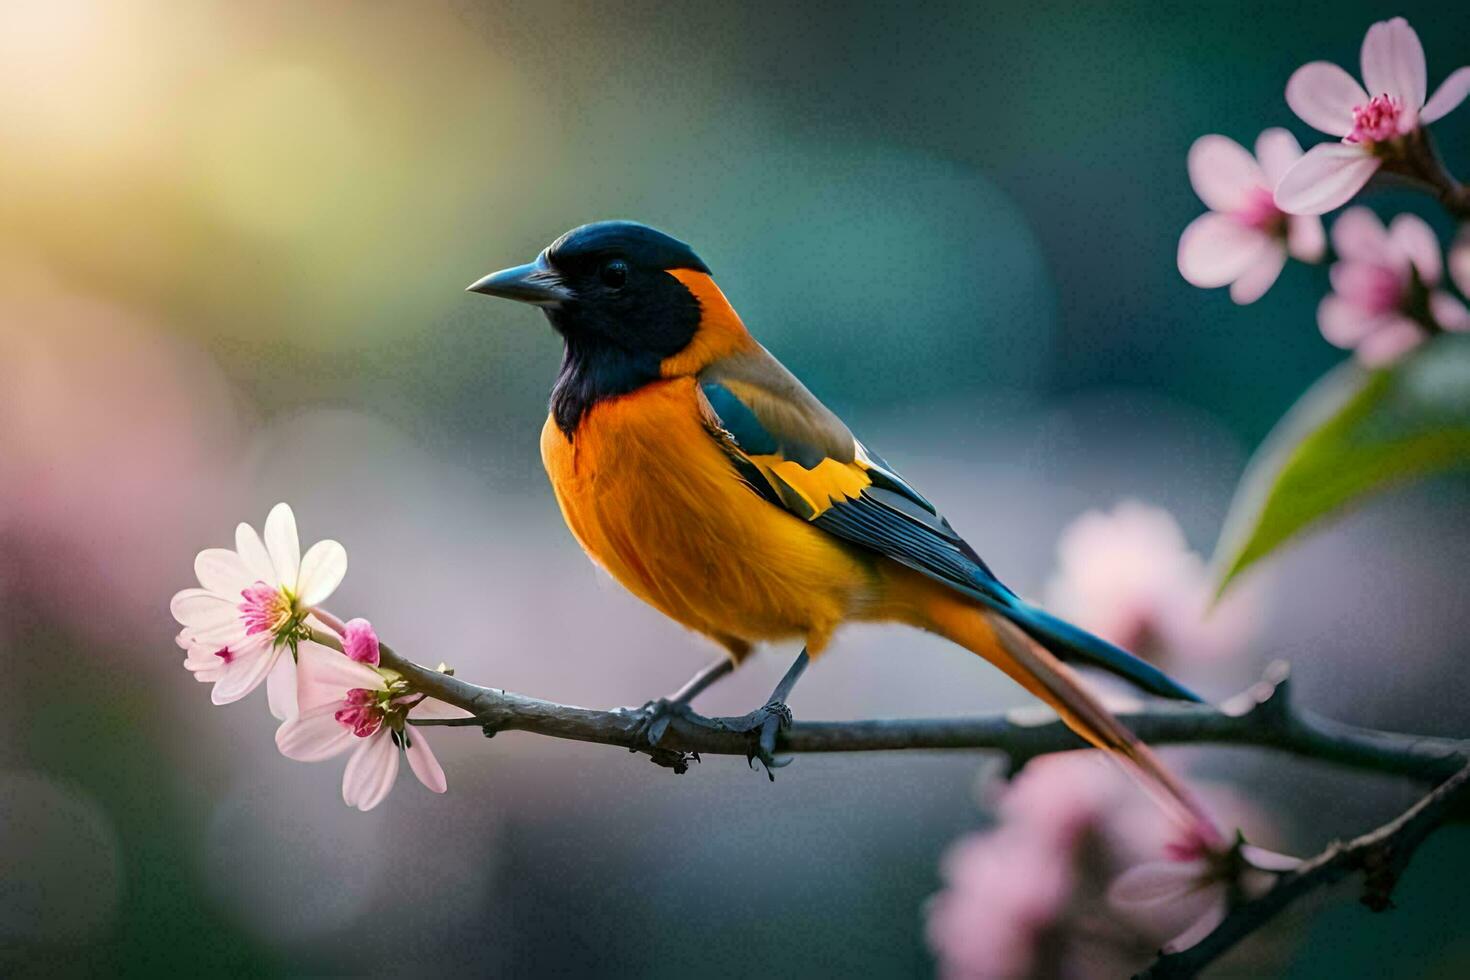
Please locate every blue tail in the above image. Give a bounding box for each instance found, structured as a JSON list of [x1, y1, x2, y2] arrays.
[[998, 599, 1205, 703]]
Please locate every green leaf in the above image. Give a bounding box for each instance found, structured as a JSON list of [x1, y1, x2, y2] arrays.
[[1213, 333, 1470, 594]]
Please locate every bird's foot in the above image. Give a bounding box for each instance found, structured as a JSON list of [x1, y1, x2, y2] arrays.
[[725, 699, 795, 781], [624, 698, 704, 774]]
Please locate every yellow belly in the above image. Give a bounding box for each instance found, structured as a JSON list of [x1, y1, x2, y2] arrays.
[[540, 377, 877, 659]]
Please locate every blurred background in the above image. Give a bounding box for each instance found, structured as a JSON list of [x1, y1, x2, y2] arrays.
[[3, 1, 1469, 975]]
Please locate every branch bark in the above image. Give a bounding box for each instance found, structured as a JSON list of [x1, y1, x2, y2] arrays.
[[355, 632, 1467, 785], [1137, 760, 1470, 978]]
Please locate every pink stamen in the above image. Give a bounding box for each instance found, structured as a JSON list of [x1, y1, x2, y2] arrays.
[[334, 688, 385, 738], [1347, 93, 1405, 145], [239, 581, 292, 636], [214, 646, 234, 664], [1234, 186, 1285, 235]]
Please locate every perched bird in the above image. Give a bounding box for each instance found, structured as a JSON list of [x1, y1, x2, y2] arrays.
[[468, 221, 1209, 820]]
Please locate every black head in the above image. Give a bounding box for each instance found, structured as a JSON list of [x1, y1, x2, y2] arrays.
[[467, 221, 712, 435]]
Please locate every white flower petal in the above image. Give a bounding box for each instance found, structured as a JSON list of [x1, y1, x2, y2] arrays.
[[1178, 213, 1270, 288], [180, 618, 246, 650], [410, 697, 475, 721], [1388, 213, 1442, 286], [1286, 215, 1327, 263], [1229, 245, 1287, 304], [404, 729, 447, 793], [343, 731, 399, 811], [296, 642, 385, 713], [1187, 135, 1263, 212], [1240, 844, 1303, 873], [1274, 144, 1379, 215], [209, 640, 281, 705], [170, 588, 236, 629], [1422, 67, 1470, 125], [1254, 127, 1304, 186], [234, 522, 275, 583], [295, 540, 347, 607], [1286, 62, 1368, 136], [1361, 17, 1427, 110], [266, 654, 299, 721], [194, 548, 252, 596], [263, 503, 301, 591], [276, 703, 356, 761]]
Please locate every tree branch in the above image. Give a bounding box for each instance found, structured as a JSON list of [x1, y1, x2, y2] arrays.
[[1138, 759, 1470, 978], [358, 632, 1467, 785]]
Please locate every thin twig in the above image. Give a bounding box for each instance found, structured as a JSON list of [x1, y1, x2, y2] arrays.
[[340, 630, 1466, 784], [1137, 760, 1470, 978]]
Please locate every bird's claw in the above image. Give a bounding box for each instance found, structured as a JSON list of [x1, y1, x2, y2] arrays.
[[625, 698, 702, 774], [728, 699, 794, 781]]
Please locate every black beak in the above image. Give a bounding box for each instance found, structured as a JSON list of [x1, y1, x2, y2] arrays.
[[465, 254, 570, 308]]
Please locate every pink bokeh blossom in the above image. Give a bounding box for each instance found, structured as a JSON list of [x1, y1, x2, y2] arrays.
[[1178, 130, 1325, 304], [1042, 501, 1261, 665], [1318, 208, 1469, 366], [1276, 17, 1470, 214]]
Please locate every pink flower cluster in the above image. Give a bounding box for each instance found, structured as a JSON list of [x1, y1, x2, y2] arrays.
[[1179, 17, 1470, 367], [171, 504, 469, 810]]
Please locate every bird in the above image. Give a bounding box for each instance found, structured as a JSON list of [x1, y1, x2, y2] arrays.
[[467, 220, 1211, 822]]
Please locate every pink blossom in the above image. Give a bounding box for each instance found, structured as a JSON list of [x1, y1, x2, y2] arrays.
[[926, 825, 1074, 979], [1178, 130, 1325, 303], [1042, 501, 1260, 665], [1276, 17, 1470, 214], [275, 643, 470, 811], [1318, 208, 1469, 366], [172, 503, 346, 716], [1108, 830, 1299, 953], [341, 618, 381, 666]]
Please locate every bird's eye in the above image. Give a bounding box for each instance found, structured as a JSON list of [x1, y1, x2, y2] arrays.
[[600, 259, 628, 289]]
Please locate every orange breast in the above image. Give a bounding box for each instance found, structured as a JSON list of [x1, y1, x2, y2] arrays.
[[539, 377, 876, 658]]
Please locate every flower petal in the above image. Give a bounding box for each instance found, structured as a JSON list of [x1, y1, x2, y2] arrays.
[[1361, 17, 1427, 110], [194, 548, 253, 596], [1422, 67, 1470, 125], [276, 703, 356, 761], [1254, 127, 1304, 186], [1273, 144, 1379, 215], [1178, 213, 1270, 288], [1229, 245, 1287, 304], [1318, 294, 1381, 348], [266, 654, 299, 721], [1331, 206, 1390, 262], [1107, 859, 1205, 908], [410, 697, 475, 721], [1451, 230, 1470, 296], [295, 641, 385, 712], [1430, 291, 1470, 333], [1286, 62, 1368, 136], [170, 588, 236, 629], [343, 731, 399, 811], [234, 522, 275, 583], [210, 640, 280, 705], [1187, 135, 1263, 212], [404, 729, 447, 793], [1240, 844, 1303, 873], [263, 503, 301, 591], [1357, 317, 1425, 367], [296, 540, 347, 607], [1388, 213, 1442, 286], [1165, 898, 1228, 953], [1286, 215, 1327, 263]]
